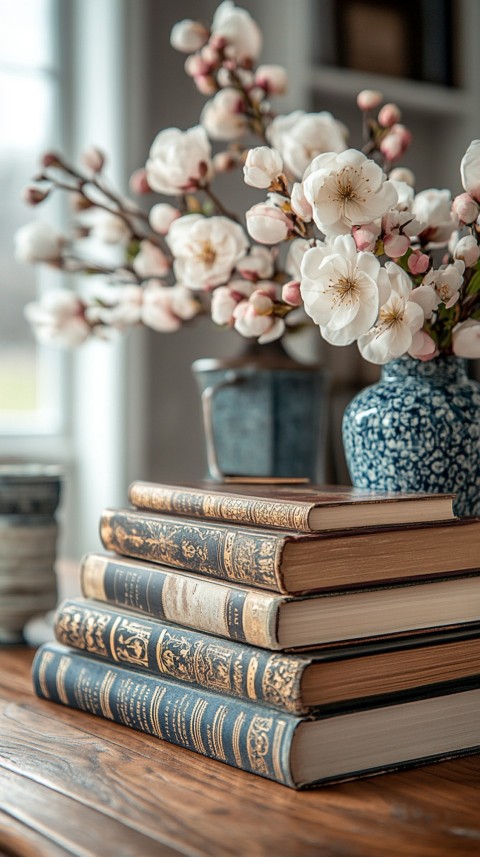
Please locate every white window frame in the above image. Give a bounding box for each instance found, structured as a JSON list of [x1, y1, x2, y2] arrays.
[[2, 0, 148, 559]]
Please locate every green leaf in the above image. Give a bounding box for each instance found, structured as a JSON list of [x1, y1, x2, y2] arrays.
[[466, 269, 480, 295]]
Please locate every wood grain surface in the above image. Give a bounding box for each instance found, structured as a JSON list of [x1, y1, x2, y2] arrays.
[[0, 646, 479, 857]]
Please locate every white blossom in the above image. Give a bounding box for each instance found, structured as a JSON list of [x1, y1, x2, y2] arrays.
[[146, 126, 212, 195], [452, 319, 480, 358], [201, 89, 248, 141], [454, 234, 480, 267], [290, 182, 313, 222], [267, 111, 347, 179], [166, 214, 248, 289], [422, 261, 464, 308], [303, 149, 398, 237], [86, 285, 143, 330], [142, 281, 200, 332], [15, 221, 64, 263], [211, 1, 262, 63], [243, 147, 283, 189], [460, 140, 480, 202], [286, 238, 309, 280], [412, 189, 458, 244], [255, 65, 287, 95], [358, 291, 424, 364], [149, 203, 180, 234], [236, 246, 275, 280], [408, 284, 439, 319], [25, 289, 90, 346], [233, 288, 285, 343], [300, 234, 382, 345], [133, 240, 170, 278], [170, 19, 208, 53], [89, 212, 131, 245], [211, 279, 254, 325]]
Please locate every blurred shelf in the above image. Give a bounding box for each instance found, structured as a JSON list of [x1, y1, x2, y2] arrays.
[[306, 65, 472, 115]]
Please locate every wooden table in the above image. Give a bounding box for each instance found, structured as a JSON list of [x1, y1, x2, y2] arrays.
[[0, 647, 480, 856]]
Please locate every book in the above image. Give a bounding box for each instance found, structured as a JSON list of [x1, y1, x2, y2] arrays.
[[81, 554, 480, 650], [54, 597, 480, 715], [128, 480, 455, 533], [32, 642, 480, 789], [99, 508, 480, 594]]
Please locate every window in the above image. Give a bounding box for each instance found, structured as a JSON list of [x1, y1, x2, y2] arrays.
[[0, 0, 66, 434]]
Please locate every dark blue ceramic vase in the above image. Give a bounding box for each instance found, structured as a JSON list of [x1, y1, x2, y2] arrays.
[[342, 356, 480, 516], [192, 341, 329, 482]]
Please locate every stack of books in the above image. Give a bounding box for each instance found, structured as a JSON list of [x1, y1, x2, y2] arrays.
[[32, 481, 480, 788]]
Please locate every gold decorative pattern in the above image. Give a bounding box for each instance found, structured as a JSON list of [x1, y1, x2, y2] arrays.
[[129, 483, 312, 530], [190, 698, 208, 755], [99, 671, 115, 720], [37, 650, 54, 699], [246, 657, 259, 701], [232, 711, 246, 768], [113, 617, 151, 667], [211, 705, 228, 761], [150, 685, 167, 738], [100, 510, 280, 589], [246, 715, 274, 777], [55, 603, 109, 658], [56, 655, 71, 705], [262, 655, 302, 713]]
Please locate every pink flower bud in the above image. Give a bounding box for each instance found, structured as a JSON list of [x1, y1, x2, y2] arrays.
[[356, 89, 383, 111], [22, 186, 49, 206], [254, 65, 288, 95], [129, 168, 151, 195], [378, 103, 401, 128], [41, 151, 62, 169], [246, 203, 291, 244], [379, 124, 412, 161], [383, 233, 410, 258], [184, 54, 210, 77], [80, 146, 105, 173], [201, 45, 221, 67], [451, 193, 479, 225], [195, 74, 217, 95], [209, 34, 228, 52], [213, 151, 238, 173], [282, 280, 302, 306], [408, 250, 430, 275], [352, 224, 378, 252]]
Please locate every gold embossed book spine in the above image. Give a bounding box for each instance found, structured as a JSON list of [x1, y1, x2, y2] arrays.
[[99, 508, 288, 591], [80, 554, 281, 649], [32, 643, 299, 787], [54, 598, 309, 714], [128, 482, 312, 531]]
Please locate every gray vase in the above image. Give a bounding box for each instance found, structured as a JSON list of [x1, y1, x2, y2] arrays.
[[192, 342, 329, 482], [0, 465, 62, 644], [342, 356, 480, 516]]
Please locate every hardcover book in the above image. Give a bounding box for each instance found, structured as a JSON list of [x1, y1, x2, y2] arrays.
[[81, 553, 480, 650], [32, 642, 480, 789], [55, 597, 480, 715], [99, 508, 480, 594], [128, 480, 456, 533]]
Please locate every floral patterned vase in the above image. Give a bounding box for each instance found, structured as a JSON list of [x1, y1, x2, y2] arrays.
[[342, 356, 480, 516]]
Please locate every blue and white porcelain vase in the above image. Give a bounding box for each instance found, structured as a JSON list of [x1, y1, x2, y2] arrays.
[[342, 356, 480, 516]]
